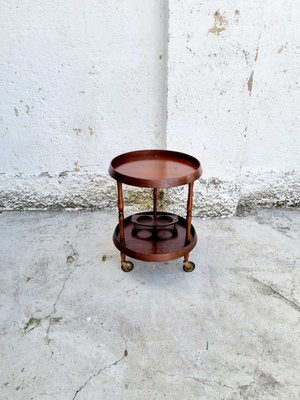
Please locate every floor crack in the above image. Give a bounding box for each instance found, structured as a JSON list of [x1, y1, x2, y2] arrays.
[[44, 248, 79, 388], [250, 277, 300, 312], [72, 350, 127, 400], [156, 369, 233, 390], [40, 389, 74, 397]]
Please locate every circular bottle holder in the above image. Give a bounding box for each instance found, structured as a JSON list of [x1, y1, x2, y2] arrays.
[[131, 213, 178, 228]]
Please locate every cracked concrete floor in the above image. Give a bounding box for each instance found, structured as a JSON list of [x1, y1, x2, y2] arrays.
[[0, 208, 299, 400]]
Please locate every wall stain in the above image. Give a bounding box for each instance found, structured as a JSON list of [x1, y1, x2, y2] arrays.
[[25, 105, 31, 114], [39, 172, 52, 178], [89, 66, 96, 75], [208, 10, 228, 36], [74, 127, 94, 135], [234, 9, 240, 23], [248, 71, 254, 95], [73, 161, 80, 172], [254, 33, 261, 62], [243, 50, 249, 63], [246, 33, 261, 95], [14, 107, 19, 117], [277, 43, 287, 54], [153, 131, 161, 139], [186, 46, 195, 55], [254, 46, 259, 62]]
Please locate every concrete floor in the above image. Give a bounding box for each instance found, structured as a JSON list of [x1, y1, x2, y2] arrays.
[[0, 209, 299, 400]]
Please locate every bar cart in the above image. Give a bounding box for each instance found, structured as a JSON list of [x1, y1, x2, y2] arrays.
[[108, 150, 202, 272]]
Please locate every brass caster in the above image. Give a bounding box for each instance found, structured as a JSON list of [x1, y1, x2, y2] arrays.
[[121, 261, 134, 272], [183, 261, 195, 273]]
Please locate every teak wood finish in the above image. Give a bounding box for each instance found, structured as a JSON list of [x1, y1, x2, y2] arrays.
[[109, 150, 202, 272]]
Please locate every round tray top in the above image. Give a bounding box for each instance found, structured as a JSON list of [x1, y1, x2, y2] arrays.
[[109, 150, 202, 188]]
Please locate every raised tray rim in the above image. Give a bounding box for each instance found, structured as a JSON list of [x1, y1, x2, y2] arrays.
[[108, 149, 202, 188], [113, 212, 197, 262]]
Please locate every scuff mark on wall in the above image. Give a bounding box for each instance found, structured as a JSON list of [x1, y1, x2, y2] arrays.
[[39, 172, 52, 178], [254, 33, 261, 62], [14, 108, 19, 117], [247, 32, 261, 95], [73, 162, 80, 172], [208, 10, 228, 36], [243, 50, 249, 63], [277, 43, 287, 54], [73, 127, 94, 135], [254, 46, 259, 62], [248, 71, 254, 95], [88, 66, 96, 75]]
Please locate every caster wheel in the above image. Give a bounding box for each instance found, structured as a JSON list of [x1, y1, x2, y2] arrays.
[[183, 261, 195, 273], [121, 261, 134, 272]]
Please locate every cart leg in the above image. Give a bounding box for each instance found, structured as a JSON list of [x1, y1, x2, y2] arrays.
[[117, 181, 125, 244], [185, 181, 194, 244], [120, 252, 134, 272], [117, 181, 134, 272], [183, 182, 195, 272], [183, 253, 195, 272]]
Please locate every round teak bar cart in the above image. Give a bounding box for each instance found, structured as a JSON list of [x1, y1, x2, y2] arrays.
[[108, 150, 202, 272]]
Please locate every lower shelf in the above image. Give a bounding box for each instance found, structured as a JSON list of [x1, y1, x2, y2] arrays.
[[113, 211, 197, 262]]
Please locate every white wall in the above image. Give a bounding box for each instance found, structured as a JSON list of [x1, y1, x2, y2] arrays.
[[0, 0, 299, 216], [167, 0, 300, 216], [0, 0, 166, 209]]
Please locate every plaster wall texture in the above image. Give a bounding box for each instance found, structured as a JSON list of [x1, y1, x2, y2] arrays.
[[0, 1, 166, 209], [167, 0, 300, 216], [0, 0, 299, 216]]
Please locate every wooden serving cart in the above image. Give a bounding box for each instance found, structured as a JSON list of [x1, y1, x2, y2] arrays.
[[109, 150, 202, 272]]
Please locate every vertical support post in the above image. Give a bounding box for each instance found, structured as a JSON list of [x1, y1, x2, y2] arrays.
[[153, 188, 158, 220], [117, 181, 125, 244], [186, 181, 194, 244]]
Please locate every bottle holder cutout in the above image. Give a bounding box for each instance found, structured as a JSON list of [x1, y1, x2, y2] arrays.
[[131, 213, 179, 241], [131, 213, 178, 229]]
